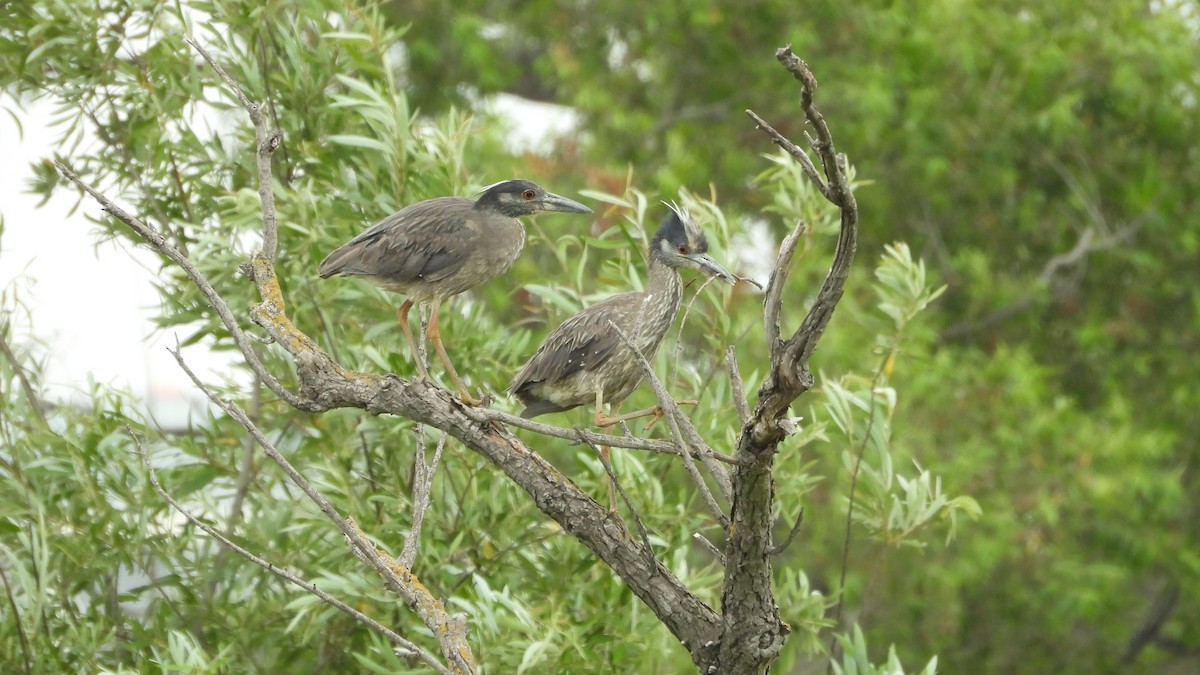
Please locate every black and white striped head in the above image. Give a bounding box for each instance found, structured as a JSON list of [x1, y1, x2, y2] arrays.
[[474, 179, 593, 218], [649, 203, 735, 283]]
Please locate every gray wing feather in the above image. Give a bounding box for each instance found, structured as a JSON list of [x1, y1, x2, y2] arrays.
[[509, 292, 640, 395], [319, 197, 477, 283]]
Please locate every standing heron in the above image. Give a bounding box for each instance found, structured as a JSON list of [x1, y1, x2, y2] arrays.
[[319, 180, 592, 404], [508, 205, 735, 503]]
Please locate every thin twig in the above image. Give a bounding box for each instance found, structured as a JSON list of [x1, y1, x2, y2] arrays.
[[725, 346, 750, 426], [667, 275, 736, 497], [767, 507, 805, 556], [400, 433, 445, 569], [606, 320, 730, 528], [245, 331, 276, 345], [828, 359, 888, 667], [399, 304, 439, 566], [358, 430, 383, 520], [127, 428, 451, 674], [745, 109, 833, 203], [52, 161, 316, 412], [575, 430, 656, 561], [462, 406, 742, 464], [692, 533, 726, 565], [670, 274, 719, 385], [760, 217, 808, 354], [0, 330, 48, 430], [0, 565, 32, 675], [225, 374, 261, 532], [185, 37, 280, 261], [167, 347, 476, 673]]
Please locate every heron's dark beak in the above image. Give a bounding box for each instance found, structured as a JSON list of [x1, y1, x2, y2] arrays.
[[538, 192, 593, 215], [689, 253, 736, 284]]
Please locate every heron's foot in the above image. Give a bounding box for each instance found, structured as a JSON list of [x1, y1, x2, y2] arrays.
[[456, 388, 485, 407], [642, 400, 699, 430]]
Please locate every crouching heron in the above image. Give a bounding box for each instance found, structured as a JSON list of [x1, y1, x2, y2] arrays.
[[508, 205, 735, 505]]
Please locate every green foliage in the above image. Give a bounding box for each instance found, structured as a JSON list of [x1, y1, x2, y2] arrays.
[[833, 625, 937, 675]]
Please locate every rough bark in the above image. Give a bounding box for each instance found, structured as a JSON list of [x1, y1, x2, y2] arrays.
[[717, 46, 860, 674], [247, 257, 726, 666]]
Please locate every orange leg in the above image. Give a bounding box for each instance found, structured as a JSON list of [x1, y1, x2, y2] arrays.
[[600, 445, 617, 512], [591, 386, 698, 431], [396, 299, 429, 380], [428, 302, 482, 406], [586, 389, 618, 511]]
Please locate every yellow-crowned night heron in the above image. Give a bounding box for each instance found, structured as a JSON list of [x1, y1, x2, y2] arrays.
[[509, 205, 734, 421], [319, 180, 592, 404], [509, 205, 734, 503]]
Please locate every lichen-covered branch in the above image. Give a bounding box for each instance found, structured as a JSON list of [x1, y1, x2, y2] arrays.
[[167, 346, 476, 673]]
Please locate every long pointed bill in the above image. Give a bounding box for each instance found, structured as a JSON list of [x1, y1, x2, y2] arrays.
[[538, 192, 593, 215], [690, 253, 736, 284]]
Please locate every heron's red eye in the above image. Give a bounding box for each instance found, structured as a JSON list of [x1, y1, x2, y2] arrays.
[[678, 245, 688, 254], [522, 190, 536, 200]]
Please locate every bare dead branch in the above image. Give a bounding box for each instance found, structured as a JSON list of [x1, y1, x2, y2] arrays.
[[186, 37, 281, 261], [167, 346, 476, 673], [400, 431, 445, 569], [725, 346, 750, 426], [606, 319, 730, 528], [720, 46, 857, 673], [127, 428, 452, 674], [745, 109, 833, 203], [776, 49, 853, 210], [693, 532, 726, 566], [52, 161, 316, 412], [761, 217, 808, 355], [463, 406, 741, 464], [225, 376, 261, 532], [767, 507, 805, 556], [941, 219, 1138, 341], [738, 46, 859, 441]]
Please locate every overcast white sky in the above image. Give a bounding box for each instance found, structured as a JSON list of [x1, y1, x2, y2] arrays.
[[0, 96, 230, 422]]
